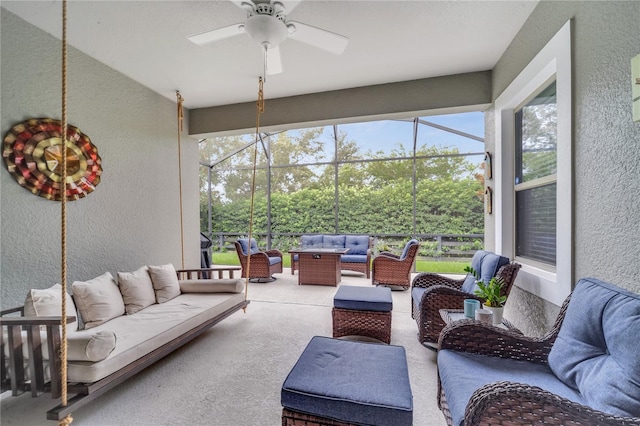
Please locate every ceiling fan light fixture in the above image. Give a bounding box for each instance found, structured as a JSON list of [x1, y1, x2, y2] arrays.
[[245, 14, 288, 48]]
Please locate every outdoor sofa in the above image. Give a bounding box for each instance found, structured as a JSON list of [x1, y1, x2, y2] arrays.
[[437, 277, 640, 426], [1, 264, 248, 422], [291, 234, 373, 278]]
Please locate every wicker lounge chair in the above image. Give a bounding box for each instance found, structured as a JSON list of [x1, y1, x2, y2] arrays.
[[371, 239, 420, 290], [437, 278, 640, 426], [411, 250, 520, 347], [234, 238, 283, 282]]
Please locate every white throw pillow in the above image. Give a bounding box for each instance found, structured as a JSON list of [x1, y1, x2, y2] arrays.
[[148, 263, 181, 303], [117, 266, 156, 314], [67, 330, 117, 362], [24, 283, 78, 333], [179, 279, 244, 294], [72, 272, 125, 329]]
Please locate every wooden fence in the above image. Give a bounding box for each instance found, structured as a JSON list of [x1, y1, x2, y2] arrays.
[[204, 232, 484, 261]]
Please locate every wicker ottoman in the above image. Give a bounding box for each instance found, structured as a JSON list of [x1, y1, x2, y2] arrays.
[[281, 336, 413, 426], [332, 285, 393, 344]]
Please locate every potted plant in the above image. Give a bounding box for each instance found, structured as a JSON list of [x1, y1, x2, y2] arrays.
[[464, 266, 506, 325]]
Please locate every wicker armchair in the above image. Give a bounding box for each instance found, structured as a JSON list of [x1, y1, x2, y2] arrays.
[[437, 278, 640, 426], [411, 250, 520, 346], [234, 238, 283, 282], [371, 239, 419, 290]]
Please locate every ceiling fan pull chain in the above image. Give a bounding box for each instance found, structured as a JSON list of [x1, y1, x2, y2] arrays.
[[263, 44, 268, 82]]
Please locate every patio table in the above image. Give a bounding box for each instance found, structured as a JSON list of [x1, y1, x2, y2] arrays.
[[288, 248, 348, 286]]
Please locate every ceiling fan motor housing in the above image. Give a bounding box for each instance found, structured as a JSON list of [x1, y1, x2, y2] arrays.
[[245, 13, 288, 48]]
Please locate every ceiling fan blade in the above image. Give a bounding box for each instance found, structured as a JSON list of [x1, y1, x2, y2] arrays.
[[266, 46, 283, 75], [187, 23, 245, 46], [288, 21, 349, 55]]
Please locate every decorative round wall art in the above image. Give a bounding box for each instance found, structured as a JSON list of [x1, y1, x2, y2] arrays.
[[2, 118, 102, 201]]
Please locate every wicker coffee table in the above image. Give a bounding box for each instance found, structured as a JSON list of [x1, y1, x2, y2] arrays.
[[288, 248, 348, 286]]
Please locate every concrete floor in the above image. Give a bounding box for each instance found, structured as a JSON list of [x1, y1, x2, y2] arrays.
[[1, 268, 447, 426]]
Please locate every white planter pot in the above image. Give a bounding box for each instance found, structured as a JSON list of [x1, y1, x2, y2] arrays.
[[482, 304, 504, 326]]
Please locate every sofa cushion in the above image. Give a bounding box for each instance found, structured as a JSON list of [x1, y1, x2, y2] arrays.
[[438, 349, 584, 426], [300, 235, 324, 248], [72, 272, 125, 330], [344, 235, 369, 255], [281, 336, 412, 426], [334, 285, 393, 312], [268, 256, 282, 265], [238, 238, 259, 255], [322, 234, 346, 248], [24, 283, 78, 333], [411, 287, 427, 314], [67, 330, 117, 362], [461, 250, 510, 294], [400, 239, 419, 260], [117, 266, 156, 314], [340, 254, 367, 263], [148, 263, 181, 303], [548, 278, 640, 418], [179, 279, 244, 294], [65, 292, 246, 383]]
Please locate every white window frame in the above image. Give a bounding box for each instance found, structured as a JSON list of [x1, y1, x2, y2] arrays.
[[494, 20, 572, 306]]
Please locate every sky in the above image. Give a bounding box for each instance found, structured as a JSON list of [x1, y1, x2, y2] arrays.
[[339, 111, 485, 156]]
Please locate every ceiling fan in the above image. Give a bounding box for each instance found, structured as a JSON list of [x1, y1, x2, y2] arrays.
[[187, 0, 349, 76]]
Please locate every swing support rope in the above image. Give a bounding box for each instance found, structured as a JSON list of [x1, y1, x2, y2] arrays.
[[59, 0, 72, 424], [243, 77, 265, 311], [176, 91, 185, 269]]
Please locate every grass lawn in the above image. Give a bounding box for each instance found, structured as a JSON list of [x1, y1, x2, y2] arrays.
[[211, 252, 469, 274]]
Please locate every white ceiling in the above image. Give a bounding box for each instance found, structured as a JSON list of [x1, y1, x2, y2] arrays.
[[2, 0, 539, 110]]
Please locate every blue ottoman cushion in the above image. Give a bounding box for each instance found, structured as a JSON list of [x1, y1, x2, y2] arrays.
[[334, 285, 393, 312], [281, 336, 413, 426]]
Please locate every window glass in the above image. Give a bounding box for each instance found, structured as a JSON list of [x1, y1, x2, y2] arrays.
[[514, 81, 557, 266], [515, 184, 557, 264], [515, 82, 557, 184]]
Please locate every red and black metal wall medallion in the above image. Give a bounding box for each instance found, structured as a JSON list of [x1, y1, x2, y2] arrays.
[[2, 118, 102, 201]]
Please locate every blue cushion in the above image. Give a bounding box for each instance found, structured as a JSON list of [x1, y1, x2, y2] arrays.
[[334, 285, 392, 312], [341, 254, 367, 263], [301, 235, 324, 248], [411, 287, 427, 314], [238, 238, 260, 255], [322, 234, 346, 248], [548, 278, 640, 418], [399, 239, 419, 261], [344, 235, 370, 255], [461, 250, 510, 294], [439, 349, 584, 426], [281, 336, 412, 426], [269, 256, 282, 265]]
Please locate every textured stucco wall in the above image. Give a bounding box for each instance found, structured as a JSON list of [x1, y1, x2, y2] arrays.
[[0, 9, 200, 309], [488, 1, 640, 336]]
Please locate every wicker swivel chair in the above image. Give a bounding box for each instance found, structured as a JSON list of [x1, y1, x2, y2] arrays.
[[234, 238, 283, 282], [411, 250, 520, 347], [371, 239, 420, 290]]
